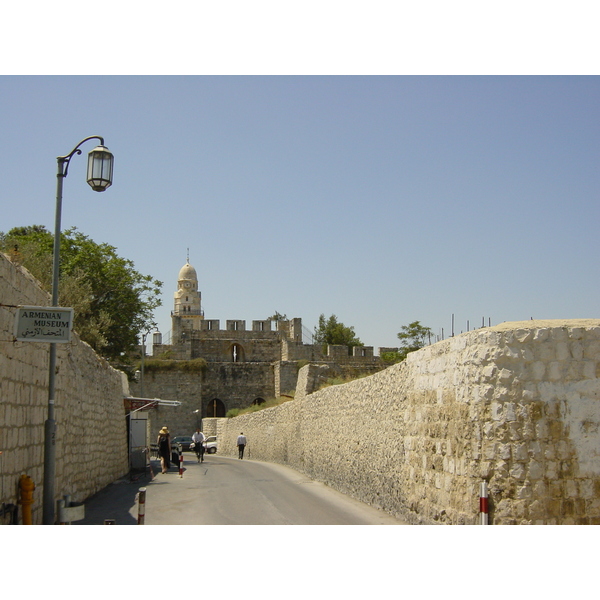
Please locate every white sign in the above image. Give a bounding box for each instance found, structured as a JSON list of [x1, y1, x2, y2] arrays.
[[14, 306, 74, 343]]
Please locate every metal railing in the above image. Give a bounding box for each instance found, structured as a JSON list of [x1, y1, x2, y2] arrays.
[[301, 325, 314, 345], [171, 309, 204, 317]]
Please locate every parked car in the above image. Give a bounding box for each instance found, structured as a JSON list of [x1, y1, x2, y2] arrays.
[[204, 436, 217, 454], [171, 436, 194, 451]]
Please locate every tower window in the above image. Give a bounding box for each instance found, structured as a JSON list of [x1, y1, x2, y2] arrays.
[[231, 343, 244, 362]]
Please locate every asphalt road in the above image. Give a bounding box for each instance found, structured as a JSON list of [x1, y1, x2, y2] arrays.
[[78, 453, 408, 525]]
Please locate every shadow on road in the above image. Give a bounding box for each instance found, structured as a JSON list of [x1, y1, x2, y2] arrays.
[[76, 459, 172, 525]]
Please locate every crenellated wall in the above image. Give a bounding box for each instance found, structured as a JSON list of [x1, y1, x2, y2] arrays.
[[0, 253, 129, 524], [216, 320, 600, 524]]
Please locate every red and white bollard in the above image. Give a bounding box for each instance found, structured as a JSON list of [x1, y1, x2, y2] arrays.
[[179, 452, 184, 478], [480, 481, 489, 525], [137, 487, 146, 525]]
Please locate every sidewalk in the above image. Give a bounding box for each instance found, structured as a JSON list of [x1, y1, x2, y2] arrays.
[[76, 456, 183, 525]]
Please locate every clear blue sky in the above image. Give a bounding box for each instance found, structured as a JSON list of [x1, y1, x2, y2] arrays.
[[1, 75, 598, 351]]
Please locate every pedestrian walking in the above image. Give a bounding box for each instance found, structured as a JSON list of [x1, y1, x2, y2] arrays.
[[192, 428, 206, 463], [157, 426, 172, 474], [237, 432, 247, 459]]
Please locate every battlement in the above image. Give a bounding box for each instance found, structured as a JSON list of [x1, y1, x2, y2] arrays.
[[174, 314, 302, 337], [159, 314, 389, 364], [194, 318, 288, 334], [353, 346, 374, 358], [329, 345, 374, 358]]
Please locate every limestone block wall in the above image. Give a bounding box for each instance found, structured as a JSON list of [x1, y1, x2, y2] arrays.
[[131, 362, 277, 439], [190, 336, 281, 362], [202, 417, 222, 437], [281, 340, 325, 361], [274, 361, 300, 397], [0, 253, 129, 524], [133, 370, 204, 440], [200, 362, 276, 410], [216, 319, 600, 524]]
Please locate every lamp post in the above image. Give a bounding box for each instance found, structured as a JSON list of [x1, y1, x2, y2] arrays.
[[139, 326, 157, 399], [43, 136, 114, 525], [129, 326, 156, 479]]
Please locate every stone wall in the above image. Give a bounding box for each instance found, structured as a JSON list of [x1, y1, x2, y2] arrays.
[[131, 361, 279, 439], [216, 320, 600, 524], [188, 334, 283, 362], [137, 370, 204, 439], [134, 357, 385, 441], [274, 361, 300, 397], [0, 253, 129, 524]]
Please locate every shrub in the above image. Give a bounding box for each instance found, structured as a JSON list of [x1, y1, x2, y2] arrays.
[[380, 351, 404, 364], [318, 372, 370, 390], [227, 394, 294, 418], [140, 358, 207, 374], [180, 358, 208, 373]]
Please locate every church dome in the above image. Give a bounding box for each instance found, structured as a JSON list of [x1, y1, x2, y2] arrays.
[[178, 261, 197, 281]]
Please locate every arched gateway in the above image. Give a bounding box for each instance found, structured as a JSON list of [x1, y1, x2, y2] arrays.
[[206, 398, 226, 417]]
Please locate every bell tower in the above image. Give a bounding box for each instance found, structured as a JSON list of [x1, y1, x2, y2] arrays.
[[173, 255, 203, 336]]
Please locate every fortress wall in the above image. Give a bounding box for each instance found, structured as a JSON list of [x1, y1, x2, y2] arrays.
[[281, 340, 324, 361], [137, 370, 204, 439], [194, 362, 275, 408], [217, 320, 600, 524], [0, 253, 129, 524], [190, 337, 282, 362], [131, 362, 277, 438], [274, 361, 300, 397]]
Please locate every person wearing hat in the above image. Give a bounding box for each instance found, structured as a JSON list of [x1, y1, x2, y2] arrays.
[[157, 426, 172, 474]]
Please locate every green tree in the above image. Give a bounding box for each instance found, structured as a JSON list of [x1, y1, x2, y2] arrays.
[[268, 312, 288, 321], [313, 314, 362, 353], [397, 320, 432, 360], [1, 225, 162, 361]]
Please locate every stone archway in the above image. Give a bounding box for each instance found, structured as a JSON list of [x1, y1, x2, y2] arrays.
[[206, 398, 226, 417], [252, 397, 266, 406]]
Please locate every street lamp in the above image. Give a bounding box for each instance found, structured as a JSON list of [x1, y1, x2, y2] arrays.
[[139, 325, 158, 399], [43, 136, 114, 525]]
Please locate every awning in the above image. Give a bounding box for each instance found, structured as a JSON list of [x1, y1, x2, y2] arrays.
[[124, 396, 182, 415]]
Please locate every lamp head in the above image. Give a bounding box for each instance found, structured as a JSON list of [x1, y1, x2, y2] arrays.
[[86, 145, 114, 191]]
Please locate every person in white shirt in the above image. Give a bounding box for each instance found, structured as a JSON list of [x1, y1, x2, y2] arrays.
[[192, 428, 206, 462], [237, 432, 247, 459]]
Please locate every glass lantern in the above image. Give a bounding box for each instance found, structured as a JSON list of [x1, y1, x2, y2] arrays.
[[86, 145, 114, 191]]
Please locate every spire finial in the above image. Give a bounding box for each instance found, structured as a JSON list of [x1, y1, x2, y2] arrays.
[[186, 247, 189, 263]]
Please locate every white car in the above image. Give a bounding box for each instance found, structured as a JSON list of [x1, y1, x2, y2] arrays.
[[203, 436, 217, 454]]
